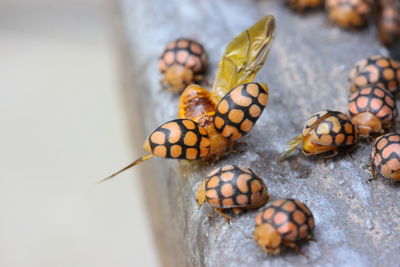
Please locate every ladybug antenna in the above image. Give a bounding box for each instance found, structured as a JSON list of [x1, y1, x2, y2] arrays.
[[279, 134, 303, 162], [99, 154, 154, 183]]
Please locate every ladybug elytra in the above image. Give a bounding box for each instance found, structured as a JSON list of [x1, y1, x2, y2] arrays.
[[348, 85, 397, 137], [280, 110, 358, 160], [349, 55, 400, 95], [284, 0, 324, 11], [377, 0, 400, 47], [326, 0, 373, 29], [370, 133, 400, 181], [159, 38, 207, 93], [197, 165, 269, 222], [253, 199, 315, 255]]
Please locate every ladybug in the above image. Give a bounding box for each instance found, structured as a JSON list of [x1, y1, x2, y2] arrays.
[[370, 133, 400, 181], [348, 55, 400, 95], [377, 0, 400, 47], [158, 38, 207, 93], [348, 85, 397, 137], [178, 82, 269, 161], [280, 110, 358, 160], [179, 82, 269, 161], [326, 0, 373, 29], [101, 118, 211, 182], [196, 165, 269, 222], [284, 0, 324, 12], [253, 199, 315, 255], [102, 16, 275, 181]]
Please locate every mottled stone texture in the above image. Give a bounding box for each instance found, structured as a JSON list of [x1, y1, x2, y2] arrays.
[[116, 0, 399, 266]]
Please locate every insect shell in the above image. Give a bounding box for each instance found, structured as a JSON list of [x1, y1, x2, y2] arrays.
[[326, 0, 373, 29], [349, 55, 400, 95], [158, 38, 207, 93], [196, 165, 269, 222], [280, 110, 358, 160], [348, 85, 397, 137], [143, 118, 211, 160], [101, 118, 211, 182], [284, 0, 324, 12], [179, 82, 269, 161], [254, 199, 315, 255], [377, 0, 400, 47], [370, 133, 400, 181]]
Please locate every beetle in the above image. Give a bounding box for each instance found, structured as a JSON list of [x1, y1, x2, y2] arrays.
[[348, 85, 397, 137], [196, 165, 269, 222], [370, 133, 400, 181], [254, 199, 315, 255], [377, 0, 400, 47], [348, 55, 400, 95], [102, 16, 276, 182], [284, 0, 324, 12], [159, 38, 208, 93], [280, 110, 358, 161], [326, 0, 373, 29]]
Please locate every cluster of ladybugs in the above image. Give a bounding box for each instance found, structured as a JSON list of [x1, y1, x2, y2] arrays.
[[281, 55, 400, 183], [105, 17, 316, 255], [104, 16, 400, 256], [284, 0, 400, 47]]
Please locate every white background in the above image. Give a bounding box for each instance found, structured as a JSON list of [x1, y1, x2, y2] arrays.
[[0, 0, 160, 266]]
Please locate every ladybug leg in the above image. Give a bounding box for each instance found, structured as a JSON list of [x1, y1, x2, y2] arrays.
[[232, 207, 243, 214], [369, 162, 377, 182], [230, 141, 247, 154], [214, 208, 231, 223], [283, 241, 306, 257], [194, 74, 206, 84], [306, 235, 317, 242], [345, 152, 354, 161], [322, 149, 339, 164]]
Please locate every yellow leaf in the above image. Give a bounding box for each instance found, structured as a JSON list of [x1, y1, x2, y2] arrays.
[[212, 15, 276, 101]]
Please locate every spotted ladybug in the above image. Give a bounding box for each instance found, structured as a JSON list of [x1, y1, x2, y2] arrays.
[[377, 0, 400, 47], [197, 165, 269, 222], [101, 119, 210, 182], [326, 0, 373, 29], [280, 110, 358, 160], [349, 55, 400, 95], [254, 199, 315, 255], [370, 133, 400, 181], [159, 38, 207, 93], [348, 86, 397, 137], [284, 0, 324, 11]]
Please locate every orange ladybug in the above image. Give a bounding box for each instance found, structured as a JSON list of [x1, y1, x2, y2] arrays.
[[377, 0, 400, 47], [280, 110, 358, 160], [196, 165, 269, 222], [159, 38, 207, 93], [348, 86, 397, 137], [179, 82, 269, 161], [102, 16, 276, 181], [370, 133, 400, 181], [349, 55, 400, 95], [326, 0, 373, 29], [254, 199, 315, 255], [284, 0, 324, 11]]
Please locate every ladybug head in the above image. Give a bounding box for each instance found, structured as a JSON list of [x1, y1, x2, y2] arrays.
[[161, 65, 194, 93], [253, 223, 282, 255]]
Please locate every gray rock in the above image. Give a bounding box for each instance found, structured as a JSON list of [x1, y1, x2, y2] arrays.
[[116, 0, 400, 266]]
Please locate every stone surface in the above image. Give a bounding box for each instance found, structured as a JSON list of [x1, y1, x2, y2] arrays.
[[116, 0, 399, 266]]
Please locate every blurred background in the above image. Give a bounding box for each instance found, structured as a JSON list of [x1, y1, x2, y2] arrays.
[[0, 0, 159, 266]]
